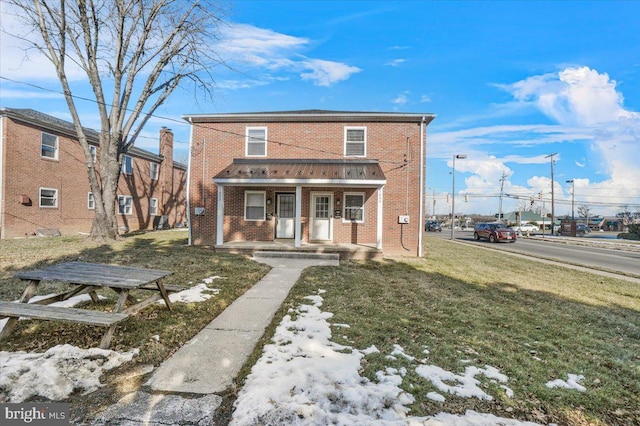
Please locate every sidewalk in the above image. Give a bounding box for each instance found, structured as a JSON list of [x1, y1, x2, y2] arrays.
[[94, 252, 339, 425]]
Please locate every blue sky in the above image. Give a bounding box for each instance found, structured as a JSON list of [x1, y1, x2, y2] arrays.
[[1, 1, 639, 217]]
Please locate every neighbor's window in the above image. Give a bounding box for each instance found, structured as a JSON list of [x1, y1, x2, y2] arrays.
[[39, 187, 58, 208], [89, 145, 97, 163], [149, 198, 159, 216], [150, 162, 159, 180], [246, 127, 267, 157], [88, 192, 95, 210], [118, 195, 133, 215], [344, 192, 365, 222], [245, 191, 266, 221], [344, 127, 366, 157], [121, 155, 133, 175], [41, 132, 58, 159]]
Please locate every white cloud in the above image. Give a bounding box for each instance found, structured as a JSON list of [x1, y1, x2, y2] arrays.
[[420, 94, 432, 103], [218, 23, 361, 87], [392, 92, 409, 105], [386, 58, 406, 67]]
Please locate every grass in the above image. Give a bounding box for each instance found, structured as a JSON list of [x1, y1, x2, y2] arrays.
[[276, 236, 640, 425], [1, 231, 639, 425]]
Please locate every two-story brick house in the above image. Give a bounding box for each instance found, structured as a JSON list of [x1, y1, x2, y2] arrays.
[[184, 110, 434, 258], [0, 108, 187, 239]]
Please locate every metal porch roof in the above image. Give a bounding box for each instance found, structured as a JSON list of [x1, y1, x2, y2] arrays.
[[213, 159, 387, 187]]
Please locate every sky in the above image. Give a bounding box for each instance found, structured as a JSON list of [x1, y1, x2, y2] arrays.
[[1, 1, 639, 217], [0, 284, 585, 425]]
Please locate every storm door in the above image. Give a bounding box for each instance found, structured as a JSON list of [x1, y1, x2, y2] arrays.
[[276, 193, 295, 239]]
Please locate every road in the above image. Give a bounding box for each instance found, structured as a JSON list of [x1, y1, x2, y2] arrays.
[[432, 230, 640, 278]]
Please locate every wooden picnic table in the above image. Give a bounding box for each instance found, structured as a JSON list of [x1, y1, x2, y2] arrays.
[[0, 261, 179, 349]]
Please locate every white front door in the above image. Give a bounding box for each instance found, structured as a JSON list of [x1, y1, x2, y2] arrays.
[[310, 193, 333, 241], [276, 193, 295, 239]]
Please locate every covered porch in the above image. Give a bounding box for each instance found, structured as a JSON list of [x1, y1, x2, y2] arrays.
[[214, 239, 382, 261]]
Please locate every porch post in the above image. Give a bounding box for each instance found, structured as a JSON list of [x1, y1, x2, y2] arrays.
[[377, 186, 384, 250], [216, 185, 224, 246], [295, 185, 302, 248]]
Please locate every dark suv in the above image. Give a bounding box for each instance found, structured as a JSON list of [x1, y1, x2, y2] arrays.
[[474, 223, 517, 243], [425, 221, 442, 232]]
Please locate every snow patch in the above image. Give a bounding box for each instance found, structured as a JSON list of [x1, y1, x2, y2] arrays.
[[546, 374, 586, 392]]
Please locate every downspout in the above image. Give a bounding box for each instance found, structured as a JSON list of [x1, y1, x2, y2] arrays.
[[185, 118, 194, 246], [418, 116, 426, 257]]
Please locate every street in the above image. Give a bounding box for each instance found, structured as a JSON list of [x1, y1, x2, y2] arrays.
[[430, 230, 640, 278]]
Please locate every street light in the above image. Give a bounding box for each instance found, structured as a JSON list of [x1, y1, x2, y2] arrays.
[[545, 153, 558, 235], [566, 179, 575, 222], [450, 154, 467, 240]]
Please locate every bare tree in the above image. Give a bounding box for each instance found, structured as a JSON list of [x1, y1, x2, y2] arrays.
[[5, 0, 225, 241]]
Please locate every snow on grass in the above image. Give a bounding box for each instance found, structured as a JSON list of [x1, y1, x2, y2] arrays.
[[231, 291, 544, 425], [546, 374, 586, 392], [0, 344, 138, 402]]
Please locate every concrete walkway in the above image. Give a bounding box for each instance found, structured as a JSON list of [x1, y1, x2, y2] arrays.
[[94, 252, 339, 425], [145, 251, 339, 394]]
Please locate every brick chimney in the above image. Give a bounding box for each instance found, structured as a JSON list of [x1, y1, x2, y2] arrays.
[[159, 127, 174, 217]]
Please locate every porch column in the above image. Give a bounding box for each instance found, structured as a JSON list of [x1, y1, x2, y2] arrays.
[[216, 185, 224, 246], [295, 185, 302, 248], [377, 186, 384, 250]]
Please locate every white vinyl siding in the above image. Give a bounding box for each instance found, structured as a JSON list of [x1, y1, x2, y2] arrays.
[[343, 192, 365, 222], [246, 127, 267, 157], [118, 195, 133, 215], [149, 198, 159, 216], [39, 187, 58, 208], [344, 127, 366, 157], [245, 191, 266, 221], [41, 132, 58, 159]]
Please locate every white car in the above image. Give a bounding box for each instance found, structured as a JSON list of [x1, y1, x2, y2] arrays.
[[514, 223, 539, 233]]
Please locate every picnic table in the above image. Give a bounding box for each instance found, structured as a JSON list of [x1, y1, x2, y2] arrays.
[[0, 261, 181, 349]]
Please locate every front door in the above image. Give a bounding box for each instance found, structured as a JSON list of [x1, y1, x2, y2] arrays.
[[310, 193, 333, 241], [276, 193, 295, 239]]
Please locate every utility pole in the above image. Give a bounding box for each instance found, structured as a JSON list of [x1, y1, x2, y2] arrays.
[[566, 179, 575, 222], [546, 153, 558, 235], [498, 171, 507, 223]]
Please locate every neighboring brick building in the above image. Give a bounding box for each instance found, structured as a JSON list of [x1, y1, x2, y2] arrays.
[[0, 108, 187, 239], [184, 110, 435, 257]]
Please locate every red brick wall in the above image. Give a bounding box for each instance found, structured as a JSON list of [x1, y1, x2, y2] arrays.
[[188, 119, 424, 255], [1, 116, 186, 238]]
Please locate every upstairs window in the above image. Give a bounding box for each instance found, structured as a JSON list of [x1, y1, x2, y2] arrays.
[[89, 145, 97, 163], [245, 191, 266, 221], [150, 162, 159, 180], [344, 127, 366, 157], [41, 132, 58, 159], [39, 187, 58, 208], [246, 127, 267, 157], [344, 192, 365, 222], [121, 155, 133, 175]]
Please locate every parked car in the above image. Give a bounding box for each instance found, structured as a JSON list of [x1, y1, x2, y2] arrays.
[[474, 223, 517, 243], [576, 224, 591, 235], [425, 221, 442, 232], [513, 223, 539, 233]]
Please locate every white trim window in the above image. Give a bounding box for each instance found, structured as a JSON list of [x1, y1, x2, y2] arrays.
[[89, 145, 97, 163], [118, 195, 133, 215], [245, 191, 266, 221], [344, 127, 366, 157], [88, 192, 95, 210], [343, 192, 365, 222], [39, 187, 58, 208], [149, 198, 159, 216], [121, 155, 133, 175], [246, 127, 267, 157], [41, 132, 58, 159], [150, 162, 159, 180]]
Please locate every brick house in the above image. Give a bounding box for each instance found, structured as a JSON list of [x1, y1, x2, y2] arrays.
[[0, 108, 187, 239], [184, 110, 435, 258]]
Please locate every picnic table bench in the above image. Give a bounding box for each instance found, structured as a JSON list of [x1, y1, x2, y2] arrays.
[[0, 262, 181, 349]]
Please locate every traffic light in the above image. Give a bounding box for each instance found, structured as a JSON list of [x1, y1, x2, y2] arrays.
[[538, 191, 542, 200], [446, 194, 450, 203], [464, 194, 468, 202], [530, 197, 534, 206]]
